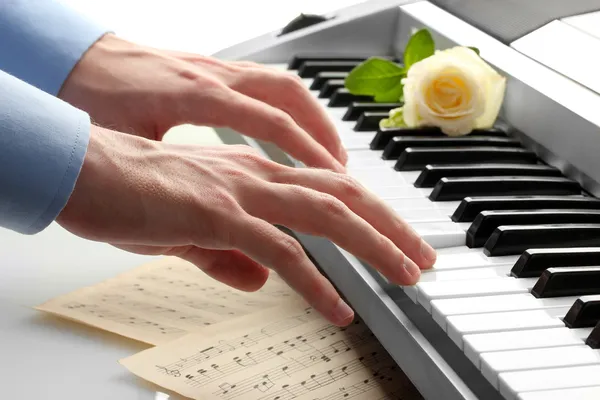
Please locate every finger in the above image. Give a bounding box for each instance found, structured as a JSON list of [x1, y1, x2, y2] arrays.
[[231, 68, 348, 165], [270, 168, 437, 270], [215, 215, 354, 326], [178, 247, 270, 292], [238, 182, 424, 286], [194, 87, 346, 173]]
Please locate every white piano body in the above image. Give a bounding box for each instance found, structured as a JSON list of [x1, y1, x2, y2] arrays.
[[210, 1, 600, 399]]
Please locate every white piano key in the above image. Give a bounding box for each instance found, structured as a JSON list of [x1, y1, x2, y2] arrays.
[[432, 293, 579, 329], [499, 364, 600, 400], [393, 170, 421, 184], [430, 246, 519, 271], [463, 327, 593, 367], [413, 222, 467, 249], [385, 197, 459, 210], [403, 265, 512, 303], [417, 277, 538, 312], [332, 116, 355, 129], [348, 167, 410, 186], [399, 209, 453, 223], [422, 265, 512, 283], [269, 64, 289, 71], [368, 186, 432, 199], [447, 307, 570, 349], [338, 132, 373, 150], [316, 97, 330, 108], [412, 220, 471, 232], [302, 78, 314, 87], [347, 155, 396, 167], [518, 386, 600, 400], [346, 149, 383, 161], [481, 345, 600, 388]]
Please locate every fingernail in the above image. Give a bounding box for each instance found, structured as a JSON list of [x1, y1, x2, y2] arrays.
[[420, 239, 437, 263], [332, 298, 354, 325], [403, 258, 421, 279]]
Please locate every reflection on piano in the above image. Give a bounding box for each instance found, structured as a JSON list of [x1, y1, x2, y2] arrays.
[[211, 1, 600, 399]]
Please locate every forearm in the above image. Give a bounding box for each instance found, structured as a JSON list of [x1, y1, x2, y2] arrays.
[[0, 0, 109, 96], [0, 70, 90, 234]]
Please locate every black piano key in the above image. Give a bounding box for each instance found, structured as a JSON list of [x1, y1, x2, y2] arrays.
[[483, 224, 600, 257], [467, 209, 600, 248], [319, 79, 345, 98], [452, 195, 600, 223], [298, 61, 362, 78], [415, 164, 562, 188], [531, 267, 600, 299], [369, 127, 507, 150], [511, 247, 600, 278], [342, 103, 401, 121], [355, 112, 389, 131], [371, 127, 445, 150], [394, 147, 538, 171], [565, 295, 600, 329], [328, 88, 373, 107], [429, 176, 581, 202], [288, 55, 397, 70], [309, 71, 349, 90], [585, 321, 600, 348], [383, 137, 522, 160]]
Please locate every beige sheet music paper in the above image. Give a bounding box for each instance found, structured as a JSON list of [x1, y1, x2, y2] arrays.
[[36, 257, 297, 345], [120, 299, 423, 400]]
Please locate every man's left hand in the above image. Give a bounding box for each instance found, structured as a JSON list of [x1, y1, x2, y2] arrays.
[[59, 34, 348, 172]]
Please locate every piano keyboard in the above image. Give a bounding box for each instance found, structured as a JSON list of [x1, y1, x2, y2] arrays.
[[279, 54, 600, 400]]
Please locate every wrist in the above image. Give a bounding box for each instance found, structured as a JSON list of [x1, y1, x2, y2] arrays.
[[56, 125, 157, 234]]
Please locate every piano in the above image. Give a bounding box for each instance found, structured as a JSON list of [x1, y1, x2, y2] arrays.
[[210, 1, 600, 399]]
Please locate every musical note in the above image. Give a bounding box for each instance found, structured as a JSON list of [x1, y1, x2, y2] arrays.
[[120, 300, 423, 400], [35, 256, 298, 345]]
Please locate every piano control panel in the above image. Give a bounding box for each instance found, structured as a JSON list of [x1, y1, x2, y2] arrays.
[[212, 1, 600, 399]]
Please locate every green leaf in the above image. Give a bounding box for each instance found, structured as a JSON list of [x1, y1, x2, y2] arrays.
[[344, 57, 405, 97], [374, 83, 404, 103], [468, 46, 480, 55], [403, 29, 435, 69]]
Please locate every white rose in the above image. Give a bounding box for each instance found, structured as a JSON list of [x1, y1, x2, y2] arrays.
[[401, 46, 506, 136]]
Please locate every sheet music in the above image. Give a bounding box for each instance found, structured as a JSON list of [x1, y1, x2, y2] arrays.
[[36, 257, 296, 345], [120, 299, 422, 400]]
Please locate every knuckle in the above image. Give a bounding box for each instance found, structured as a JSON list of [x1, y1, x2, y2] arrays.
[[221, 165, 250, 181], [283, 72, 305, 88], [336, 174, 365, 199], [276, 235, 306, 264], [319, 194, 348, 219], [232, 148, 281, 173], [375, 233, 395, 256], [282, 74, 309, 98], [270, 110, 295, 130]]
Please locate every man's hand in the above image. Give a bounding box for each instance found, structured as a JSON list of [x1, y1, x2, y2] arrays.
[[59, 34, 347, 172], [58, 126, 437, 327]]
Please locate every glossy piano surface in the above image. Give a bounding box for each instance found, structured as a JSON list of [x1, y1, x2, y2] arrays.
[[212, 1, 600, 399]]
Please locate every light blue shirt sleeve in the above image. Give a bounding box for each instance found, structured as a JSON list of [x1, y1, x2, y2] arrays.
[[0, 0, 109, 96], [0, 70, 90, 234], [0, 1, 109, 234]]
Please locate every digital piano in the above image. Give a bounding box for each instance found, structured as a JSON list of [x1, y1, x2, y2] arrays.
[[211, 1, 600, 399]]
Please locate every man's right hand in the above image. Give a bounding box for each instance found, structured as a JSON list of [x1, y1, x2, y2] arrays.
[[58, 126, 437, 327]]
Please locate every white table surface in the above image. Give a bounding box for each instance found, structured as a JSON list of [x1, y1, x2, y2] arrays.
[[1, 1, 364, 398]]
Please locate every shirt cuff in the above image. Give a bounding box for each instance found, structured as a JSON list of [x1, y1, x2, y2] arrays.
[[0, 0, 110, 96], [0, 70, 90, 234]]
